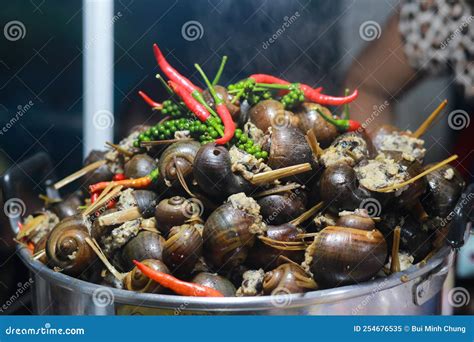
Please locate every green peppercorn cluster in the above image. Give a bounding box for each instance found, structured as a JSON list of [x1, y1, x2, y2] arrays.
[[134, 118, 202, 147], [280, 84, 305, 109], [231, 128, 268, 160], [198, 117, 224, 144], [161, 99, 190, 118]]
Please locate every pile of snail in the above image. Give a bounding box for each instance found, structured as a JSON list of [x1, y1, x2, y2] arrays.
[[15, 46, 465, 298]]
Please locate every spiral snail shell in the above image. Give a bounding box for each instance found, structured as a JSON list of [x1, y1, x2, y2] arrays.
[[124, 259, 170, 293], [263, 263, 317, 294], [46, 215, 96, 276], [162, 223, 203, 276]]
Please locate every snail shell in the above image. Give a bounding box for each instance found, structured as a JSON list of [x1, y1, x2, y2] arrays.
[[158, 141, 201, 187], [124, 259, 170, 293], [162, 224, 203, 276], [120, 231, 165, 271], [124, 154, 157, 179], [263, 263, 317, 294], [49, 191, 82, 219], [132, 190, 159, 218], [318, 162, 371, 213], [265, 126, 315, 183], [83, 150, 113, 186], [247, 223, 304, 271], [154, 196, 191, 236], [191, 272, 236, 297], [46, 215, 96, 276], [258, 191, 307, 226], [193, 143, 252, 199], [249, 99, 298, 132], [422, 164, 465, 218], [336, 212, 376, 231], [308, 226, 387, 287], [203, 202, 257, 271], [293, 102, 339, 148]]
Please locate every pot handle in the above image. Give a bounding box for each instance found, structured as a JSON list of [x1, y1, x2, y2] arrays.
[[446, 183, 474, 249], [0, 151, 57, 234]]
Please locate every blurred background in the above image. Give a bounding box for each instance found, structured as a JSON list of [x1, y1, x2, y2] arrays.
[[0, 0, 473, 314]]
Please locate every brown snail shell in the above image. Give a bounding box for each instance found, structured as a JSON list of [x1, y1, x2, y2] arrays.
[[157, 141, 201, 188], [124, 259, 170, 293], [46, 215, 96, 276], [203, 202, 257, 271], [49, 191, 82, 219], [83, 150, 114, 186], [247, 223, 304, 271], [293, 102, 339, 148], [318, 162, 371, 213], [265, 126, 315, 183], [132, 190, 159, 218], [162, 224, 203, 276], [308, 226, 387, 287], [336, 212, 376, 231], [193, 143, 253, 199], [191, 272, 236, 297], [257, 190, 307, 225], [154, 196, 190, 236], [422, 164, 465, 218], [249, 99, 298, 132], [124, 154, 157, 179], [263, 263, 317, 294], [120, 231, 165, 271]]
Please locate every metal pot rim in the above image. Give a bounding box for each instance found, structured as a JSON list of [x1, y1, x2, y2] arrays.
[[19, 245, 452, 312]]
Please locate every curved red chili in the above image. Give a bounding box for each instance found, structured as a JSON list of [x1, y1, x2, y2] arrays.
[[168, 81, 210, 122], [138, 90, 162, 110], [153, 43, 202, 94], [306, 88, 358, 106], [89, 169, 159, 193], [195, 63, 235, 144], [133, 260, 224, 297], [316, 108, 361, 132]]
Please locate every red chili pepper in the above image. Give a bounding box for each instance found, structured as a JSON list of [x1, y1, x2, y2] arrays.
[[138, 90, 162, 110], [316, 108, 361, 132], [112, 173, 126, 181], [306, 88, 358, 106], [89, 169, 159, 193], [168, 81, 210, 122], [91, 191, 116, 209], [249, 74, 356, 105], [133, 260, 224, 297], [195, 64, 235, 144], [153, 43, 202, 94], [91, 192, 99, 203]]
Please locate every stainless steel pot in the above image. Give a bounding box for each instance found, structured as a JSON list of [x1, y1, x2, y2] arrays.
[[2, 152, 471, 315]]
